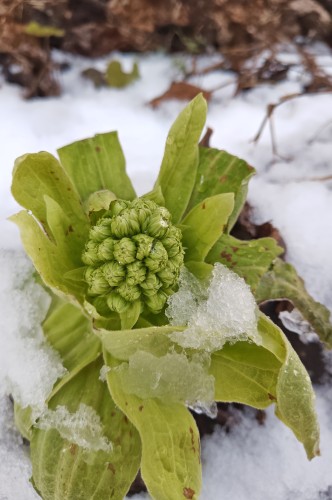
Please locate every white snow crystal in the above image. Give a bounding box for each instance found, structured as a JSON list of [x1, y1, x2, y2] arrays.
[[168, 263, 260, 352], [0, 250, 66, 416], [37, 403, 112, 453]]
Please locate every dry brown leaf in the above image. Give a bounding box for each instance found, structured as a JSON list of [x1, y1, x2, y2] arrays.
[[149, 81, 212, 108]]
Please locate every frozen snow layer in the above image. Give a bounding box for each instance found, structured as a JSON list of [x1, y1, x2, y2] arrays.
[[37, 404, 112, 453], [0, 250, 66, 415], [168, 264, 260, 351]]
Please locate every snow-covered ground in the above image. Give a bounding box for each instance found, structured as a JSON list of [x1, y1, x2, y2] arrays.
[[0, 47, 332, 499]]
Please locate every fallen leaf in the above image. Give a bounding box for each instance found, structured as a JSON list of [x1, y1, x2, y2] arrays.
[[105, 60, 140, 88], [149, 82, 212, 108]]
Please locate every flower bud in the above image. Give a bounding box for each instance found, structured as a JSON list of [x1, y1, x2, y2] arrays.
[[145, 241, 168, 272], [82, 198, 184, 316], [98, 238, 115, 260], [102, 261, 126, 286], [106, 292, 129, 313], [82, 240, 102, 266], [85, 268, 110, 296], [113, 237, 137, 265]]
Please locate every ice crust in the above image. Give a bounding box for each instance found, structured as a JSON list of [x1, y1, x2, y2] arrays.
[[168, 263, 260, 352], [120, 350, 215, 406], [37, 404, 112, 453], [0, 250, 66, 415]]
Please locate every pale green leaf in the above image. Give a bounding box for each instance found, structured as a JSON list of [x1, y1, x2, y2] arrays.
[[182, 193, 234, 262], [206, 234, 283, 291], [10, 211, 85, 303], [97, 325, 182, 361], [211, 342, 281, 409], [58, 132, 136, 203], [120, 301, 141, 330], [105, 61, 140, 88], [185, 261, 213, 281], [259, 314, 320, 459], [31, 358, 141, 500], [105, 352, 201, 500], [141, 185, 165, 206], [42, 297, 101, 399], [84, 190, 117, 215], [154, 94, 207, 223], [256, 259, 332, 347], [14, 404, 33, 441], [187, 147, 255, 231], [11, 152, 89, 240]]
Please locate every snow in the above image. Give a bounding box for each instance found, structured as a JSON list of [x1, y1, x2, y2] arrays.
[[119, 350, 215, 407], [0, 250, 66, 416], [37, 404, 113, 453], [1, 46, 332, 499], [168, 263, 260, 351]]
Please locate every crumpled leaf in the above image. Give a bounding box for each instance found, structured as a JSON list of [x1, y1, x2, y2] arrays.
[[149, 81, 212, 108], [105, 61, 140, 88], [31, 358, 141, 500], [206, 233, 283, 291], [105, 352, 201, 500], [154, 94, 207, 223], [256, 258, 332, 347], [187, 147, 255, 231]]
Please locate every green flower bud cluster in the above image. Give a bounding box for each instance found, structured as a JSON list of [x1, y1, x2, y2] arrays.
[[82, 199, 184, 315]]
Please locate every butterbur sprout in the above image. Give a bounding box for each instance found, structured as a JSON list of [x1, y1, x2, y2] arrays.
[[82, 199, 184, 315]]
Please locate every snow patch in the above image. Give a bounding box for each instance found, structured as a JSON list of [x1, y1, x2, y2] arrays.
[[37, 403, 112, 453], [0, 250, 66, 416], [168, 263, 260, 352], [119, 350, 215, 410]]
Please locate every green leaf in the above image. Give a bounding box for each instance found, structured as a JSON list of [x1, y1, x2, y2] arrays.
[[141, 185, 165, 206], [206, 234, 283, 291], [10, 211, 85, 303], [58, 132, 136, 203], [23, 21, 64, 37], [42, 297, 101, 399], [154, 94, 207, 223], [97, 325, 182, 361], [185, 261, 213, 281], [211, 341, 281, 409], [187, 147, 255, 231], [258, 314, 320, 459], [105, 61, 140, 88], [11, 152, 88, 240], [182, 193, 234, 262], [44, 195, 86, 268], [31, 358, 141, 500], [14, 403, 34, 441], [105, 352, 202, 500], [120, 301, 141, 330], [84, 190, 117, 215], [256, 259, 332, 347]]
